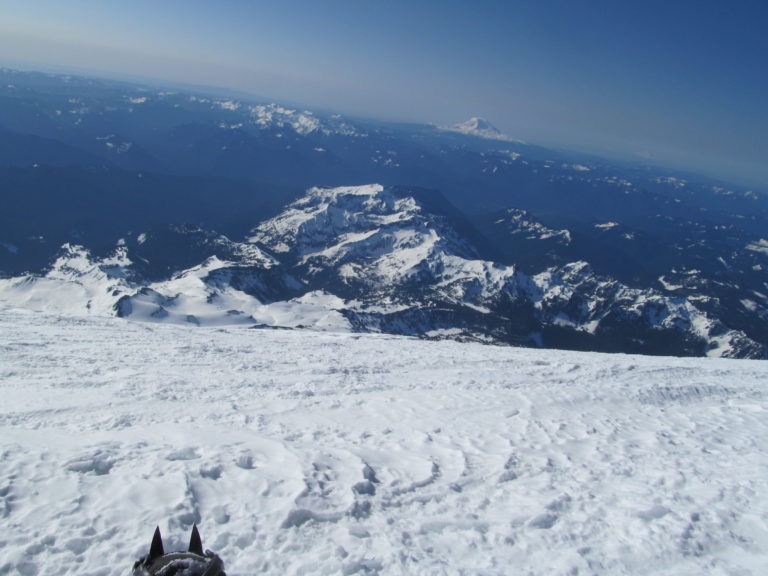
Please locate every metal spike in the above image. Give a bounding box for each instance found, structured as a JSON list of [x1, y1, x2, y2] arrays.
[[149, 526, 165, 560], [188, 523, 203, 556]]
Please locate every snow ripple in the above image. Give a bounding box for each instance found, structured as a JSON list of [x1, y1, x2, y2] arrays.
[[1, 310, 767, 574]]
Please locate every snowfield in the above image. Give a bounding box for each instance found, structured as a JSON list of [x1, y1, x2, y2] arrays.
[[1, 309, 767, 575]]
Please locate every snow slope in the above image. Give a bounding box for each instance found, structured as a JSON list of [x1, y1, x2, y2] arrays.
[[1, 309, 767, 575]]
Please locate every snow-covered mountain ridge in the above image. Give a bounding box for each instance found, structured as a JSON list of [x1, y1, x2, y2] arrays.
[[1, 184, 763, 358]]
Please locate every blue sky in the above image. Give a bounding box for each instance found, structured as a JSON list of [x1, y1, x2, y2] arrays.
[[1, 0, 766, 187]]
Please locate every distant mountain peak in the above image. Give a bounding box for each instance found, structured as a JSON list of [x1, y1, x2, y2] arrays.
[[456, 117, 500, 134], [447, 117, 521, 142], [249, 184, 478, 264]]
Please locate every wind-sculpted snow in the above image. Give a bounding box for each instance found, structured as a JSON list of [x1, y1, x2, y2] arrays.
[[1, 310, 767, 575]]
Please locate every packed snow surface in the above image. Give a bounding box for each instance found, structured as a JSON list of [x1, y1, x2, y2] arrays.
[[1, 309, 767, 575]]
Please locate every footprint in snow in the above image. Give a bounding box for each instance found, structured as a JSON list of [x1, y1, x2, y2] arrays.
[[166, 447, 200, 461], [65, 449, 115, 475]]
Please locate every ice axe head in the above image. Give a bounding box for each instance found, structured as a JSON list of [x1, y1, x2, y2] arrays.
[[132, 524, 226, 575]]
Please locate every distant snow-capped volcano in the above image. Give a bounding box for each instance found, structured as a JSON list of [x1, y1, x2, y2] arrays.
[[446, 117, 521, 142]]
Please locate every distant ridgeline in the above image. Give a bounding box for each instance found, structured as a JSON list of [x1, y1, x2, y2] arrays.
[[1, 69, 766, 358]]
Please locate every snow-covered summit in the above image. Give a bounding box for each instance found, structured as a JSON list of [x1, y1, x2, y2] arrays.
[[250, 184, 475, 263], [250, 184, 495, 300], [447, 117, 520, 142]]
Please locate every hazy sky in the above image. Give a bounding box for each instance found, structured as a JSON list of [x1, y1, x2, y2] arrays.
[[1, 0, 766, 187]]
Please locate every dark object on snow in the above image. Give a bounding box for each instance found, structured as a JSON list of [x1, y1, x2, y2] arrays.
[[132, 525, 226, 576]]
